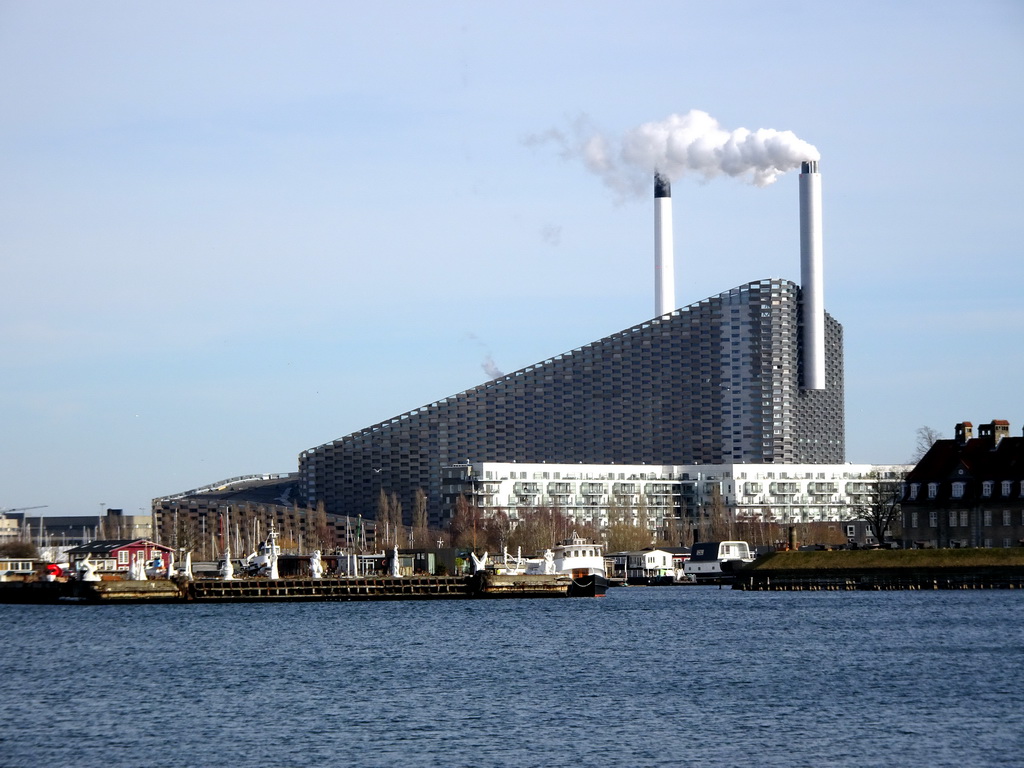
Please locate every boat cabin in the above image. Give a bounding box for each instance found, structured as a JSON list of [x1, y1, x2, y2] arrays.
[[0, 557, 37, 581], [689, 541, 753, 562]]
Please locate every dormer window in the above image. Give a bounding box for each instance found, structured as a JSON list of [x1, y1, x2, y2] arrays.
[[928, 483, 938, 499], [1002, 480, 1013, 497], [909, 483, 919, 500], [982, 481, 993, 497], [951, 482, 965, 499]]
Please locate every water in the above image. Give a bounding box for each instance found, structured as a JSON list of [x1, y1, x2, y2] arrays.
[[1, 588, 1022, 768]]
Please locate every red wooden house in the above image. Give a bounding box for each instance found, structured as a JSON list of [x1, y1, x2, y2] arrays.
[[66, 539, 174, 574]]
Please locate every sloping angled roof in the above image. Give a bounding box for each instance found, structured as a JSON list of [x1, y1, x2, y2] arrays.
[[157, 475, 301, 506], [908, 436, 1024, 483], [66, 539, 171, 555]]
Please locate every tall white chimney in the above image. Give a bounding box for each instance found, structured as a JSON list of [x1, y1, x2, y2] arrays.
[[654, 173, 675, 317], [799, 160, 825, 390]]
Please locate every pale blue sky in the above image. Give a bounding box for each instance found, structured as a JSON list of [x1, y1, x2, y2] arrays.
[[2, 1, 1022, 518]]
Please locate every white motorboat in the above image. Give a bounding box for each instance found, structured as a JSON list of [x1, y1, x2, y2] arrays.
[[527, 531, 608, 597]]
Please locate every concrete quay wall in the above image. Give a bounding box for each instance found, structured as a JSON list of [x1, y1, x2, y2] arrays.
[[0, 573, 572, 603]]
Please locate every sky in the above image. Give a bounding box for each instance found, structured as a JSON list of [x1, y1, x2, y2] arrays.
[[2, 1, 1022, 519]]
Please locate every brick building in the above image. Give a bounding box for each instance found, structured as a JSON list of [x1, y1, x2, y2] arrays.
[[901, 420, 1024, 548]]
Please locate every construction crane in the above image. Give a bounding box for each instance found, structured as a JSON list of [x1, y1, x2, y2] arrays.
[[0, 505, 48, 515]]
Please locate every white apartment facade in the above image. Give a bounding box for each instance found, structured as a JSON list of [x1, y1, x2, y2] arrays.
[[441, 461, 909, 533]]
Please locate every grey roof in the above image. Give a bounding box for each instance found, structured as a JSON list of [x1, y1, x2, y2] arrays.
[[158, 476, 302, 506], [66, 539, 170, 555]]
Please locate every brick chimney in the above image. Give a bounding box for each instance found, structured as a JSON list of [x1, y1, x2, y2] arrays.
[[955, 422, 973, 444], [977, 420, 1010, 446]]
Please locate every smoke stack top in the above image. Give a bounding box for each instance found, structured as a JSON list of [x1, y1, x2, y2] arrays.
[[654, 173, 671, 198], [548, 109, 819, 196], [654, 172, 675, 316]]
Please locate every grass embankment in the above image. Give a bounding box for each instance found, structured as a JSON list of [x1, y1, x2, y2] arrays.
[[747, 548, 1024, 572]]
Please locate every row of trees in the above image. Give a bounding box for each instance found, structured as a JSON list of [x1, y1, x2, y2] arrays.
[[0, 541, 38, 558], [376, 489, 435, 549], [445, 493, 714, 555]]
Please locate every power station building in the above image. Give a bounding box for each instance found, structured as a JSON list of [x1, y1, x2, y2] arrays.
[[299, 163, 844, 527]]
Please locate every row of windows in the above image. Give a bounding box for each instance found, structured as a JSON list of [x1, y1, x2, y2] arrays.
[[909, 480, 1022, 500], [911, 510, 1023, 528]]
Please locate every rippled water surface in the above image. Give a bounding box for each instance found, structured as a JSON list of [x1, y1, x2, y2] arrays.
[[1, 588, 1022, 767]]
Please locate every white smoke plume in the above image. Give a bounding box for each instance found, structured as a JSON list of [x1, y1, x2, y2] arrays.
[[532, 110, 820, 196], [465, 333, 506, 379], [481, 354, 505, 380]]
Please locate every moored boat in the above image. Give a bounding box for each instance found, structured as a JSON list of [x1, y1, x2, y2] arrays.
[[684, 541, 755, 581], [527, 532, 608, 597]]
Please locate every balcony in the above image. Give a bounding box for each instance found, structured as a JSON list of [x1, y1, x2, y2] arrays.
[[809, 483, 838, 496], [645, 484, 674, 495]]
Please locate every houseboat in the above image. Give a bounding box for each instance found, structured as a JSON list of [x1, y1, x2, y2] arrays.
[[527, 532, 608, 597], [683, 541, 755, 581]]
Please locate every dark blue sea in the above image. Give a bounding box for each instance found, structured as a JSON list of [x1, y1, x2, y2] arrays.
[[1, 587, 1022, 768]]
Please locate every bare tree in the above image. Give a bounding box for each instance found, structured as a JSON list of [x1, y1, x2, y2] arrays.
[[174, 514, 201, 558], [449, 494, 482, 550], [708, 487, 735, 541], [377, 489, 405, 548], [308, 501, 333, 552], [376, 489, 389, 546], [694, 487, 734, 542], [733, 507, 778, 549], [507, 506, 571, 556], [390, 492, 404, 549], [1, 541, 38, 558], [913, 426, 943, 463], [853, 470, 906, 545], [659, 511, 685, 547], [412, 488, 430, 547], [572, 518, 603, 546], [487, 507, 514, 553], [636, 495, 651, 541], [605, 495, 653, 552]]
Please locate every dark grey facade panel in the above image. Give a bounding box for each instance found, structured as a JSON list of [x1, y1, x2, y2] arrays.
[[299, 279, 845, 526]]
